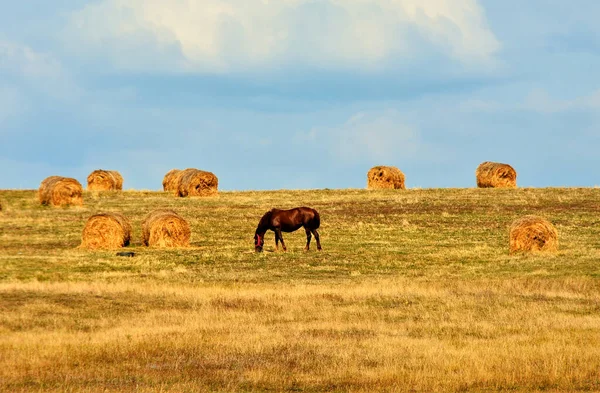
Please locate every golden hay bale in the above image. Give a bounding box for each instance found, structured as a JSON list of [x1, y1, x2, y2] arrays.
[[142, 209, 191, 247], [367, 166, 405, 190], [476, 161, 517, 188], [80, 212, 132, 250], [38, 176, 83, 207], [177, 168, 218, 197], [162, 169, 182, 192], [87, 170, 123, 191], [509, 215, 558, 254]]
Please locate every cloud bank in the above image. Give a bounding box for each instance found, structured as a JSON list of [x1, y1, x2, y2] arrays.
[[65, 0, 500, 73], [298, 110, 421, 163], [0, 39, 80, 100]]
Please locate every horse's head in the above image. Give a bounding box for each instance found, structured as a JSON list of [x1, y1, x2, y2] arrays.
[[254, 233, 264, 252]]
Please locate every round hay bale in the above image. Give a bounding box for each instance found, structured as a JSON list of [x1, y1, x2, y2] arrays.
[[87, 170, 123, 191], [142, 209, 191, 247], [367, 166, 405, 190], [476, 162, 517, 188], [509, 215, 558, 254], [162, 169, 182, 192], [177, 168, 218, 197], [38, 176, 83, 207], [80, 212, 132, 250]]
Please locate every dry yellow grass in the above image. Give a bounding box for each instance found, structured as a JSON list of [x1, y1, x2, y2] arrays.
[[87, 170, 123, 191], [142, 209, 191, 247], [38, 176, 83, 206], [162, 169, 182, 193], [1, 278, 599, 392], [510, 215, 558, 254], [176, 168, 218, 197], [367, 166, 405, 190], [80, 212, 132, 250], [1, 187, 600, 392], [476, 161, 517, 188]]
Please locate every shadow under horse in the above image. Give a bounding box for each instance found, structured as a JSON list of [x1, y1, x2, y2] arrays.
[[254, 207, 322, 252]]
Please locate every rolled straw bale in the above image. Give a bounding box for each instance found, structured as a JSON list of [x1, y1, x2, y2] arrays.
[[476, 162, 517, 188], [162, 169, 182, 192], [87, 170, 123, 191], [38, 176, 83, 207], [176, 168, 218, 197], [367, 166, 405, 190], [509, 215, 558, 254], [142, 209, 191, 247], [80, 212, 132, 250]]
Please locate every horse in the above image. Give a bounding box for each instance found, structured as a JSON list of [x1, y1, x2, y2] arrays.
[[254, 207, 322, 252]]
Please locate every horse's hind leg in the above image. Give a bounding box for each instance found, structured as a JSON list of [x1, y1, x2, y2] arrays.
[[275, 232, 279, 251], [311, 229, 322, 251], [275, 228, 287, 251], [304, 227, 312, 251]]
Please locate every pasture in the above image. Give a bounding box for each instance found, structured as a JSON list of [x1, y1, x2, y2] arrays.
[[0, 187, 599, 392]]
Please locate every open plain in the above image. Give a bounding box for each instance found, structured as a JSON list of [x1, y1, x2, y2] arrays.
[[0, 188, 599, 392]]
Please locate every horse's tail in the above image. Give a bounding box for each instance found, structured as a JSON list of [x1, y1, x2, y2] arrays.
[[312, 209, 321, 229]]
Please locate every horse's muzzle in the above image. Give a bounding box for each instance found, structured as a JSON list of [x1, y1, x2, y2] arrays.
[[255, 246, 263, 253]]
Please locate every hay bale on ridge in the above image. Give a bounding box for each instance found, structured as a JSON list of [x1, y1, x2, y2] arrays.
[[80, 212, 132, 250], [177, 168, 218, 197], [509, 215, 558, 254], [476, 162, 517, 188], [142, 209, 191, 247], [87, 169, 123, 191], [38, 176, 83, 207], [367, 166, 405, 190], [162, 169, 182, 192]]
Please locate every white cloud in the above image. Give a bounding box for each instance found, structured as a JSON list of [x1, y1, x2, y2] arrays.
[[0, 40, 63, 79], [65, 0, 500, 73], [0, 39, 80, 100], [0, 87, 26, 126], [299, 110, 421, 162], [454, 87, 600, 116], [524, 88, 600, 114]]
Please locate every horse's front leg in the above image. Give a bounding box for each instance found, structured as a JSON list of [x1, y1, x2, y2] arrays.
[[304, 227, 312, 251], [312, 229, 322, 251], [275, 228, 287, 251], [274, 231, 279, 251]]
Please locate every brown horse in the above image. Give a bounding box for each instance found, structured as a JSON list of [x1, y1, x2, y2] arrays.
[[254, 207, 322, 252]]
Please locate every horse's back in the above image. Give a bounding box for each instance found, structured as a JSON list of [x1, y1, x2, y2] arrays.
[[268, 207, 320, 230], [298, 206, 320, 229]]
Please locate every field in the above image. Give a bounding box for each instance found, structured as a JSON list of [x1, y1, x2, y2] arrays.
[[1, 187, 599, 392]]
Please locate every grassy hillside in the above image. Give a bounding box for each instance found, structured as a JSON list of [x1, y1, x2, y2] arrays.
[[1, 188, 599, 392]]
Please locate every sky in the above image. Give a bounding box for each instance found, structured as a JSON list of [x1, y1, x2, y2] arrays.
[[1, 0, 599, 190]]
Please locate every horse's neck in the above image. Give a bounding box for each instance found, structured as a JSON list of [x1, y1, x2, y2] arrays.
[[255, 221, 267, 236], [256, 211, 273, 235]]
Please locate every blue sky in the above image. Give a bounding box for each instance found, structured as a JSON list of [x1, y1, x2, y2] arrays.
[[1, 0, 599, 190]]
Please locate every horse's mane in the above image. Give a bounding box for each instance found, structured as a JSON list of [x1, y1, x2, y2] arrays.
[[255, 209, 274, 234]]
